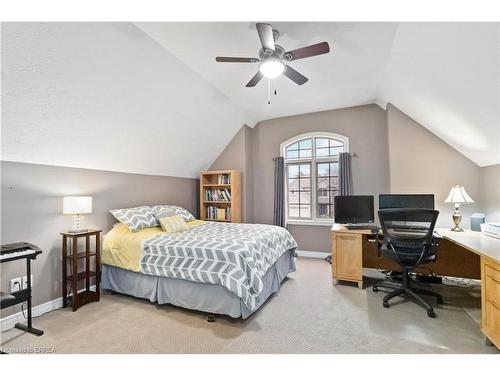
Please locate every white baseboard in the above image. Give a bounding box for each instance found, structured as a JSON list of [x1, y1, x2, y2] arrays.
[[1, 285, 96, 332], [296, 250, 330, 259], [1, 296, 63, 332]]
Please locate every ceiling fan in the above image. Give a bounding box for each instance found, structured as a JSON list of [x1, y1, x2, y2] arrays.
[[216, 23, 331, 87]]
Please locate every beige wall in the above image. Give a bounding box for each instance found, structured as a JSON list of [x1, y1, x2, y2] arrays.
[[386, 104, 482, 229], [209, 125, 253, 223], [480, 164, 500, 222], [1, 161, 198, 318], [252, 104, 390, 252]]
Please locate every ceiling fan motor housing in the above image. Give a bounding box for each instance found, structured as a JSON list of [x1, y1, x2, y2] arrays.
[[259, 44, 285, 61]]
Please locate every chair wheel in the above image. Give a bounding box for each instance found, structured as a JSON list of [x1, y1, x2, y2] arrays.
[[373, 286, 379, 292], [383, 301, 390, 308], [427, 310, 437, 318]]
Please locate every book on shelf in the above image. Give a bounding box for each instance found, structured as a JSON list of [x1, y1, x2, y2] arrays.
[[217, 174, 231, 185], [204, 188, 231, 202], [205, 205, 231, 221]]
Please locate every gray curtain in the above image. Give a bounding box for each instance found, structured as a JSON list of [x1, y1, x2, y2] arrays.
[[339, 152, 353, 196], [273, 156, 286, 227]]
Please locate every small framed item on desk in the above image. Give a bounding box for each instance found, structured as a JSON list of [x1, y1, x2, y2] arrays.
[[61, 230, 102, 312]]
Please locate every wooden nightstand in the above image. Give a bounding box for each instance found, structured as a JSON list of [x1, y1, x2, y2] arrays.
[[61, 230, 102, 311]]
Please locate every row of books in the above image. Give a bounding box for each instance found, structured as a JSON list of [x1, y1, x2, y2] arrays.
[[217, 174, 231, 184], [204, 188, 231, 202], [206, 206, 231, 221]]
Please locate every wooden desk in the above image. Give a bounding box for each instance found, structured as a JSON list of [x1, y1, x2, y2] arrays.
[[331, 225, 500, 348]]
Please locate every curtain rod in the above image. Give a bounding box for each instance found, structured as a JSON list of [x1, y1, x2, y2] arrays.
[[273, 152, 358, 161]]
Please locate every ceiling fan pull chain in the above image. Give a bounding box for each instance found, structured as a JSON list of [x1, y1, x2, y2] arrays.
[[268, 79, 271, 104]]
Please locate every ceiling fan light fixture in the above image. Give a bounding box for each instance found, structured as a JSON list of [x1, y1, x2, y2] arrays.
[[259, 59, 285, 78]]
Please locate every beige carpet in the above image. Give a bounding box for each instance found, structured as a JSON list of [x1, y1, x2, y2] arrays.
[[1, 257, 497, 354]]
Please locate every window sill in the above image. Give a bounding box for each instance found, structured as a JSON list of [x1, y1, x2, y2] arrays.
[[287, 220, 334, 227]]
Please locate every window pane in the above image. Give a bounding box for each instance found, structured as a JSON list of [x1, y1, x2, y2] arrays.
[[286, 149, 299, 159], [317, 204, 331, 218], [330, 162, 339, 175], [299, 179, 311, 192], [299, 164, 310, 177], [330, 177, 339, 190], [329, 146, 343, 157], [316, 147, 329, 158], [329, 139, 343, 148], [287, 162, 311, 219], [315, 138, 329, 148], [299, 139, 312, 150], [288, 165, 299, 179], [287, 141, 299, 151], [300, 205, 311, 218], [316, 162, 339, 219], [289, 204, 300, 217], [317, 163, 329, 177], [299, 148, 312, 158]]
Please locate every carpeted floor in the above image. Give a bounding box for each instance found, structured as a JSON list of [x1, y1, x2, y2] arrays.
[[1, 257, 498, 354]]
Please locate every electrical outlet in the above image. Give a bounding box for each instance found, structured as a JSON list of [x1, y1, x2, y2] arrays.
[[10, 277, 22, 293], [22, 275, 33, 289]]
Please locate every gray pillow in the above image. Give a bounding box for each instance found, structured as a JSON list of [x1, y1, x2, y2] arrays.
[[109, 206, 158, 232], [152, 205, 195, 222], [154, 207, 177, 219]]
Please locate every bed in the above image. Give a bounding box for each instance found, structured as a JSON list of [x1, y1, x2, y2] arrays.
[[101, 220, 297, 319]]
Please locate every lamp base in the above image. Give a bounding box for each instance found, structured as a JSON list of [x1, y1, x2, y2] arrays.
[[451, 205, 463, 232]]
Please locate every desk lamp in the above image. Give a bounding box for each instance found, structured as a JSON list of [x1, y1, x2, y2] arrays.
[[445, 186, 473, 232], [63, 196, 92, 233]]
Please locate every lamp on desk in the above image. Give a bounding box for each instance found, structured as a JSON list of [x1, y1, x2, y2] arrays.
[[445, 186, 474, 232], [63, 196, 92, 233]]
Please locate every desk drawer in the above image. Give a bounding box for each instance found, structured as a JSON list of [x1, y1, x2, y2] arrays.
[[485, 265, 500, 307], [485, 300, 500, 345]]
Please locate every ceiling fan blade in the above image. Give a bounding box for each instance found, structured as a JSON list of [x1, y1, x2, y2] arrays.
[[216, 56, 260, 63], [245, 71, 264, 87], [283, 66, 308, 85], [256, 23, 275, 51], [284, 41, 330, 61]]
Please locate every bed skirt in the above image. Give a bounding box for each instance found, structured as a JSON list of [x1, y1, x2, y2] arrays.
[[101, 249, 296, 319]]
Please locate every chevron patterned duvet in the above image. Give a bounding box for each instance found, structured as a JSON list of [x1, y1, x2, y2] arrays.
[[141, 222, 297, 310]]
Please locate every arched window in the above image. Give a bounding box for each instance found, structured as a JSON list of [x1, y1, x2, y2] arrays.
[[280, 132, 349, 223]]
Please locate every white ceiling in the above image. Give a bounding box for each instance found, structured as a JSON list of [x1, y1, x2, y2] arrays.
[[137, 22, 499, 167], [2, 22, 498, 179]]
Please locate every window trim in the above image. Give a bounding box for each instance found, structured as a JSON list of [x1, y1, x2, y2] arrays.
[[281, 132, 349, 226]]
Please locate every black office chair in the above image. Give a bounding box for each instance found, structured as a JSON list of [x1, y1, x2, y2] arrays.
[[372, 208, 443, 318]]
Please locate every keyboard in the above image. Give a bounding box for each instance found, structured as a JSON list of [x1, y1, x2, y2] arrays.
[[345, 223, 378, 230], [0, 242, 42, 263]]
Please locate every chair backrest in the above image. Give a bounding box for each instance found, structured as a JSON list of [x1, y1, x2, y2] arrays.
[[378, 208, 440, 266]]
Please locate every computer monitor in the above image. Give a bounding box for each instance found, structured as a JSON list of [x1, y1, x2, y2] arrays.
[[379, 194, 434, 210], [334, 195, 374, 224]]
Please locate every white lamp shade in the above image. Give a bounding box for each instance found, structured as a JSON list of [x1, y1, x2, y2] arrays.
[[445, 185, 474, 204], [63, 196, 92, 214]]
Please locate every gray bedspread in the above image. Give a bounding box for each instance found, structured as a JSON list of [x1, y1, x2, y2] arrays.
[[141, 222, 297, 310]]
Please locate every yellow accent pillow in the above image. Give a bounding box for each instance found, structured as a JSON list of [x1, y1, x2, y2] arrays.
[[159, 215, 189, 233]]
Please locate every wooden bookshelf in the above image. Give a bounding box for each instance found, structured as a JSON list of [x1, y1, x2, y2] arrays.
[[200, 170, 241, 223]]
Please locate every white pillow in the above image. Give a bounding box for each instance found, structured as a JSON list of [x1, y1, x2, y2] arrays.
[[109, 206, 157, 232]]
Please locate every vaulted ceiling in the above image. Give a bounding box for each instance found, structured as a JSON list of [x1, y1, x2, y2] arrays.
[[2, 22, 498, 179], [137, 22, 499, 167]]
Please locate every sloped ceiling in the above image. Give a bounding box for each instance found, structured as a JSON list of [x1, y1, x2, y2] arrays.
[[137, 22, 499, 167], [2, 22, 498, 179], [1, 23, 252, 178]]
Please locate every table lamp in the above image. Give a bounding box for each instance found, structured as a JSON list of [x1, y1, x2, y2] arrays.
[[63, 196, 92, 233], [445, 186, 473, 232]]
